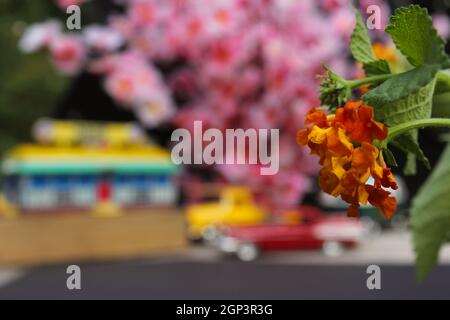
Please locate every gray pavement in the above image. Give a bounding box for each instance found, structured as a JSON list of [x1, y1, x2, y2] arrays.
[[1, 229, 450, 299]]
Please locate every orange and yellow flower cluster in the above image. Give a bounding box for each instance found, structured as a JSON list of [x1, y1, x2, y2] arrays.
[[297, 101, 398, 219]]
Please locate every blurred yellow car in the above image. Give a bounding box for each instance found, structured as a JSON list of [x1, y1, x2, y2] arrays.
[[185, 186, 266, 241]]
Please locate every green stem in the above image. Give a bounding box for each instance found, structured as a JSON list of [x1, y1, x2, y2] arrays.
[[346, 74, 395, 88], [387, 118, 450, 143]]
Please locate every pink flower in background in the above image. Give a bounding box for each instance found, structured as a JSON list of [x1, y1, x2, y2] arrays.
[[102, 51, 175, 127], [332, 8, 356, 39], [267, 171, 309, 212], [173, 106, 222, 133], [19, 0, 365, 210], [83, 25, 124, 52], [128, 0, 172, 28], [87, 54, 119, 75], [170, 15, 207, 51], [49, 35, 86, 75], [55, 0, 86, 10], [201, 0, 244, 36], [244, 98, 286, 130], [18, 20, 61, 53], [238, 66, 262, 98], [433, 14, 450, 40], [203, 38, 243, 75], [129, 0, 157, 26], [109, 15, 136, 39], [320, 0, 348, 12], [104, 70, 137, 105], [134, 91, 175, 128], [104, 52, 164, 103]]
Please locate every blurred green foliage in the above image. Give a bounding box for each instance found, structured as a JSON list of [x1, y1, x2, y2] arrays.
[[0, 0, 68, 156]]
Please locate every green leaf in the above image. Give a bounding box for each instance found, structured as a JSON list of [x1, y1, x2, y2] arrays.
[[411, 144, 450, 281], [363, 60, 391, 77], [350, 7, 376, 64], [365, 65, 437, 175], [364, 64, 440, 108], [385, 5, 448, 67], [390, 131, 431, 175], [365, 66, 438, 126], [383, 148, 398, 167], [404, 152, 417, 175], [349, 7, 392, 81]]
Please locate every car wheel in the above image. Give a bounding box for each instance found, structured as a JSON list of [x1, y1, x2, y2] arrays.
[[202, 226, 219, 243], [322, 241, 345, 257], [184, 221, 203, 244], [185, 231, 202, 245], [236, 243, 260, 262]]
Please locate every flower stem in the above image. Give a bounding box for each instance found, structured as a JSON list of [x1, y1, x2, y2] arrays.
[[387, 118, 450, 142], [346, 74, 395, 89]]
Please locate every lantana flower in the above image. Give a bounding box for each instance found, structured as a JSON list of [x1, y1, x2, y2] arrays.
[[297, 101, 398, 219]]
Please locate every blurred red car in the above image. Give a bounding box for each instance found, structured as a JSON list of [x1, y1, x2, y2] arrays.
[[214, 206, 369, 261]]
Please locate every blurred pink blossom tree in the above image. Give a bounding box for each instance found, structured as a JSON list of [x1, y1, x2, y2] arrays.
[[19, 0, 386, 212]]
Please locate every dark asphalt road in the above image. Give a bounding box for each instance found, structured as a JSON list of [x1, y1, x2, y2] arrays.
[[0, 259, 450, 299]]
